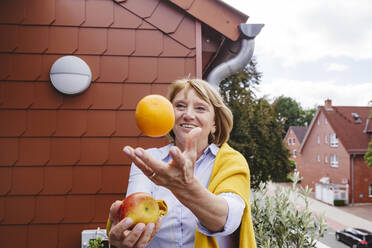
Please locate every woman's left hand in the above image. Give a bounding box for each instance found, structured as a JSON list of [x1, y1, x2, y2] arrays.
[[123, 127, 201, 192]]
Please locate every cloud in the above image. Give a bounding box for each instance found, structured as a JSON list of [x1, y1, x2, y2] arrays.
[[255, 79, 372, 109], [324, 63, 349, 72]]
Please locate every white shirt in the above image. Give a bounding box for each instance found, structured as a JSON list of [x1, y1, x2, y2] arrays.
[[126, 143, 245, 248]]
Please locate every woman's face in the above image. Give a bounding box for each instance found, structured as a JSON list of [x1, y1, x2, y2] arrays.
[[172, 88, 216, 152]]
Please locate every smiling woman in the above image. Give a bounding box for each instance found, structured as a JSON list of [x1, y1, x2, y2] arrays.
[[108, 78, 256, 248]]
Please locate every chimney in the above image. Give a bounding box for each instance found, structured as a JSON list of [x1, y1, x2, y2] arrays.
[[325, 99, 333, 110]]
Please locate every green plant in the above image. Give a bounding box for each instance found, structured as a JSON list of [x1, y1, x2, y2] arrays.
[[87, 237, 104, 248], [251, 172, 327, 248], [333, 199, 346, 206]]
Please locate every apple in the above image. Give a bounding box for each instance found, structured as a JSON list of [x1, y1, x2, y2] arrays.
[[120, 192, 167, 224]]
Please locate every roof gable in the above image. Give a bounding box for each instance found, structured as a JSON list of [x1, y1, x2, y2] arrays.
[[289, 126, 308, 144]]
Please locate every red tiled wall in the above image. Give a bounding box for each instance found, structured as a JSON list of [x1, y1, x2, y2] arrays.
[[0, 0, 197, 247], [299, 112, 350, 188], [353, 156, 372, 203], [284, 130, 302, 167]]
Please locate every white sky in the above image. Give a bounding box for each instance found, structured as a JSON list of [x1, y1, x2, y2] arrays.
[[222, 0, 372, 109]]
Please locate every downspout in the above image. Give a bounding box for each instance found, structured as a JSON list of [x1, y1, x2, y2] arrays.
[[350, 154, 355, 206], [207, 23, 264, 89]]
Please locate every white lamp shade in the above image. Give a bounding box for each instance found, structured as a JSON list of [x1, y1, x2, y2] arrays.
[[50, 56, 92, 95]]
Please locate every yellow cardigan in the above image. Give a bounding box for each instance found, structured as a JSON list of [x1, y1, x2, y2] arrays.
[[194, 143, 257, 248]]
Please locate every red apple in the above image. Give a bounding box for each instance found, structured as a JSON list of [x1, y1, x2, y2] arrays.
[[120, 192, 167, 225]]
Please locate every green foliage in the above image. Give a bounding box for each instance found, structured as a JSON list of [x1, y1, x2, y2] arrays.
[[220, 60, 293, 187], [273, 96, 316, 136], [251, 172, 327, 248], [333, 199, 346, 206], [87, 237, 104, 248], [364, 108, 372, 167]]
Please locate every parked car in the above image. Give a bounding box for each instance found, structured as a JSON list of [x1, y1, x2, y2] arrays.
[[335, 228, 372, 248]]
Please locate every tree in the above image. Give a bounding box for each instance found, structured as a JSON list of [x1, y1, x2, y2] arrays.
[[364, 108, 372, 167], [273, 96, 316, 136], [220, 60, 293, 187]]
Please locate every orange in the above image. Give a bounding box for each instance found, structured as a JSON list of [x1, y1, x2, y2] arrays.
[[135, 94, 175, 137]]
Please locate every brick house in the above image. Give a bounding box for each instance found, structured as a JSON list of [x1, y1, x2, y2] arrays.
[[0, 0, 260, 247], [284, 126, 308, 170], [298, 99, 372, 204]]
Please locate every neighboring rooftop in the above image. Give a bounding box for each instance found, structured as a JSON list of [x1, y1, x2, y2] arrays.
[[289, 126, 308, 144]]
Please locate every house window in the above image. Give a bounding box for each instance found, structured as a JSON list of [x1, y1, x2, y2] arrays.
[[293, 149, 297, 158], [292, 137, 296, 144], [317, 119, 320, 125], [288, 138, 292, 145], [324, 135, 328, 144], [330, 133, 338, 147], [369, 185, 372, 197], [317, 154, 321, 162], [324, 155, 328, 163], [325, 118, 328, 124], [317, 135, 320, 144], [330, 154, 339, 167]]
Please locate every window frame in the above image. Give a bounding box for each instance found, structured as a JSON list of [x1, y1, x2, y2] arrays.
[[330, 133, 339, 147], [330, 154, 339, 167]]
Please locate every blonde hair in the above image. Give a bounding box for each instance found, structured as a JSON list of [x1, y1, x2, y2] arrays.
[[167, 78, 233, 146]]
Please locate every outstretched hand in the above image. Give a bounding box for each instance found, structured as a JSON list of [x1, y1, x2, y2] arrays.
[[123, 127, 202, 190]]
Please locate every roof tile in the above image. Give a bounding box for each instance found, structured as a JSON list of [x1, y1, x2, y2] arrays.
[[146, 1, 185, 34], [54, 0, 85, 26], [162, 36, 192, 57], [41, 167, 72, 194], [49, 138, 80, 165], [133, 30, 163, 56], [79, 138, 109, 165], [169, 0, 195, 10], [48, 26, 79, 54], [101, 166, 130, 193], [58, 224, 89, 248], [17, 138, 50, 166], [0, 225, 28, 248], [0, 138, 18, 166], [156, 57, 185, 83], [83, 0, 114, 27], [0, 25, 18, 52], [3, 196, 35, 224], [0, 54, 13, 80], [151, 83, 171, 96], [138, 137, 169, 149], [0, 110, 26, 137], [115, 111, 141, 136], [72, 166, 102, 194], [24, 110, 57, 137], [121, 83, 151, 109], [0, 0, 26, 24], [34, 196, 65, 223], [120, 0, 160, 18], [0, 196, 4, 222], [94, 194, 120, 222], [170, 16, 195, 49], [127, 57, 157, 83], [185, 57, 196, 77], [78, 55, 100, 82], [137, 20, 157, 30], [86, 110, 116, 136], [108, 137, 138, 165], [63, 196, 95, 223], [9, 167, 43, 195], [40, 54, 61, 81], [17, 26, 48, 53], [28, 224, 59, 248], [61, 88, 95, 109], [112, 3, 143, 28], [77, 28, 107, 55], [10, 54, 42, 81], [0, 168, 11, 195], [32, 82, 63, 109], [55, 110, 87, 137], [91, 83, 122, 109], [106, 29, 135, 56], [98, 56, 129, 82], [0, 82, 34, 109], [24, 0, 55, 25]]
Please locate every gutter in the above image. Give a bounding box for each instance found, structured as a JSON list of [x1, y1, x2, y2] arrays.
[[207, 23, 264, 89]]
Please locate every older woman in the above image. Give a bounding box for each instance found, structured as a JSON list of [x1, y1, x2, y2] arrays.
[[108, 78, 256, 248]]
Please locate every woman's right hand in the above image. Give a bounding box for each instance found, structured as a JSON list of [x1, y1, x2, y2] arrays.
[[108, 200, 162, 248]]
